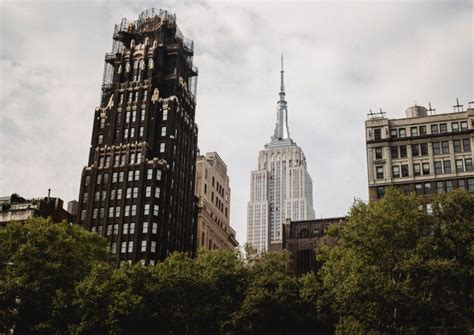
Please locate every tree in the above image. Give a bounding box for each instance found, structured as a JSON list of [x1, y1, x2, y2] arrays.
[[317, 189, 474, 334], [0, 218, 114, 334]]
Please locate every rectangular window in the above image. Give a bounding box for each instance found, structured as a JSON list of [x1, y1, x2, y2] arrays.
[[153, 205, 159, 216], [466, 158, 473, 172], [431, 124, 439, 134], [398, 128, 406, 138], [422, 162, 430, 175], [126, 188, 132, 199], [106, 225, 112, 236], [377, 187, 384, 199], [161, 126, 167, 137], [121, 242, 127, 253], [443, 160, 452, 174], [460, 121, 468, 131], [156, 170, 162, 181], [128, 241, 133, 253], [410, 127, 418, 137], [424, 183, 432, 194], [117, 189, 122, 200], [94, 191, 100, 201], [123, 223, 129, 235], [456, 159, 464, 172], [139, 126, 144, 137], [99, 208, 105, 219], [155, 187, 160, 198], [432, 142, 441, 155], [143, 222, 149, 234], [98, 134, 103, 145], [400, 145, 407, 158], [111, 242, 117, 254], [413, 163, 421, 176], [441, 141, 449, 154], [108, 207, 114, 218], [121, 155, 126, 166], [437, 181, 444, 193], [152, 223, 158, 234], [112, 172, 118, 183], [451, 122, 459, 132], [146, 186, 151, 197], [390, 129, 397, 138], [420, 143, 428, 156], [129, 223, 135, 234], [110, 190, 116, 200], [126, 111, 131, 123], [83, 193, 88, 203], [163, 110, 168, 121], [115, 206, 120, 218], [128, 171, 133, 181], [124, 129, 129, 139], [125, 205, 130, 217], [411, 144, 419, 157], [419, 125, 426, 136], [434, 161, 443, 175], [133, 187, 138, 198], [114, 155, 120, 167], [144, 204, 150, 215], [130, 128, 135, 138], [151, 241, 156, 253], [159, 143, 165, 153], [147, 169, 153, 180], [458, 180, 466, 190], [141, 109, 146, 121], [141, 240, 147, 252], [132, 111, 136, 122], [131, 205, 137, 216], [415, 183, 423, 195], [446, 180, 453, 192], [376, 166, 384, 179], [392, 165, 400, 178], [93, 208, 98, 219], [391, 146, 399, 159], [440, 123, 447, 133], [134, 170, 140, 181], [454, 140, 462, 153], [468, 178, 474, 191], [463, 139, 471, 152]]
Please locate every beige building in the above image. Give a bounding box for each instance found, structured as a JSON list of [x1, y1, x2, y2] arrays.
[[195, 152, 238, 251], [365, 101, 474, 203]]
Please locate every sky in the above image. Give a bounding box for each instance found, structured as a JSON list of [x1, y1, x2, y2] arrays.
[[0, 0, 472, 245]]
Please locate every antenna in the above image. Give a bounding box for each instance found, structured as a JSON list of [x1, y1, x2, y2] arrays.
[[453, 98, 463, 112], [427, 102, 436, 115]]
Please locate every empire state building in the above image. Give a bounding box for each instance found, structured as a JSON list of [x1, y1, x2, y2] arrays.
[[247, 56, 315, 252]]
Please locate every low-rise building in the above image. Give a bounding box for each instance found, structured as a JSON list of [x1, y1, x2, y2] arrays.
[[365, 101, 474, 202], [0, 192, 72, 226], [195, 152, 238, 251]]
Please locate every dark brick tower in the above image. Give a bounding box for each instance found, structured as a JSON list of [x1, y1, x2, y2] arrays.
[[77, 9, 198, 265]]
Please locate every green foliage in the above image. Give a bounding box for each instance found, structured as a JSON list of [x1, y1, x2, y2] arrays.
[[0, 217, 114, 334], [318, 188, 474, 334]]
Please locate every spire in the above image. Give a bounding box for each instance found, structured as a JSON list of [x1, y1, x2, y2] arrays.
[[271, 53, 291, 143]]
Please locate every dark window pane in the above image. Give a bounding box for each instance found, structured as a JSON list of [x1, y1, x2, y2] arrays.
[[420, 143, 428, 156], [401, 164, 409, 177], [400, 145, 407, 158], [411, 144, 419, 156], [391, 146, 399, 159]]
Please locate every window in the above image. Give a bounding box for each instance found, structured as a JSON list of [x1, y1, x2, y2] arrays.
[[161, 126, 166, 137], [115, 207, 120, 218], [132, 110, 136, 122], [123, 223, 129, 234], [108, 207, 114, 218], [131, 205, 137, 216], [439, 123, 447, 133], [415, 183, 423, 195], [120, 155, 126, 166], [152, 223, 158, 234], [432, 142, 441, 155], [413, 163, 421, 176], [126, 188, 132, 199], [99, 208, 105, 219], [129, 223, 135, 234], [437, 181, 444, 193], [411, 144, 419, 157], [441, 141, 449, 154], [153, 205, 159, 216], [159, 143, 165, 153], [156, 170, 162, 181], [420, 143, 428, 156], [390, 129, 397, 138], [376, 166, 384, 179], [121, 242, 127, 253], [456, 159, 464, 172], [144, 204, 150, 215], [109, 190, 115, 200], [128, 241, 133, 253], [139, 126, 144, 137], [463, 139, 471, 152], [454, 140, 462, 153], [424, 183, 432, 194], [126, 111, 131, 123], [125, 205, 130, 217], [146, 186, 151, 197], [376, 187, 384, 199], [451, 122, 459, 132], [100, 118, 105, 129], [117, 189, 122, 200], [141, 109, 146, 121], [163, 110, 168, 121], [434, 161, 442, 175], [106, 225, 112, 236], [426, 203, 433, 215], [466, 158, 473, 172], [151, 241, 156, 253], [398, 128, 406, 138], [143, 222, 149, 234], [392, 165, 400, 178], [141, 240, 147, 252], [93, 208, 98, 219], [446, 180, 453, 192], [147, 169, 153, 180], [130, 128, 135, 138], [374, 147, 383, 160], [400, 145, 407, 158], [468, 178, 474, 191], [401, 164, 409, 177], [133, 187, 138, 198], [111, 242, 117, 254], [374, 128, 381, 140], [98, 134, 103, 145], [419, 126, 426, 136], [134, 170, 140, 181], [391, 146, 399, 159], [410, 127, 418, 137], [431, 124, 439, 134], [85, 175, 90, 186], [458, 180, 466, 190], [422, 162, 430, 175], [461, 121, 468, 131], [155, 187, 160, 198], [443, 160, 452, 173], [83, 193, 88, 203]]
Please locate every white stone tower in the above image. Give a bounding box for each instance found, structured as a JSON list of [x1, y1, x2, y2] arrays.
[[247, 55, 315, 252]]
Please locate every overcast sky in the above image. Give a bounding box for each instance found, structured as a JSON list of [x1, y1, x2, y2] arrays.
[[0, 0, 472, 245]]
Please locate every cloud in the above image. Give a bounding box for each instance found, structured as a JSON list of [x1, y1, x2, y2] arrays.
[[0, 0, 472, 245]]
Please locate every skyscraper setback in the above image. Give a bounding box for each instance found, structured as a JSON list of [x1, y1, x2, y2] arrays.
[[77, 9, 199, 265], [247, 56, 315, 252]]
